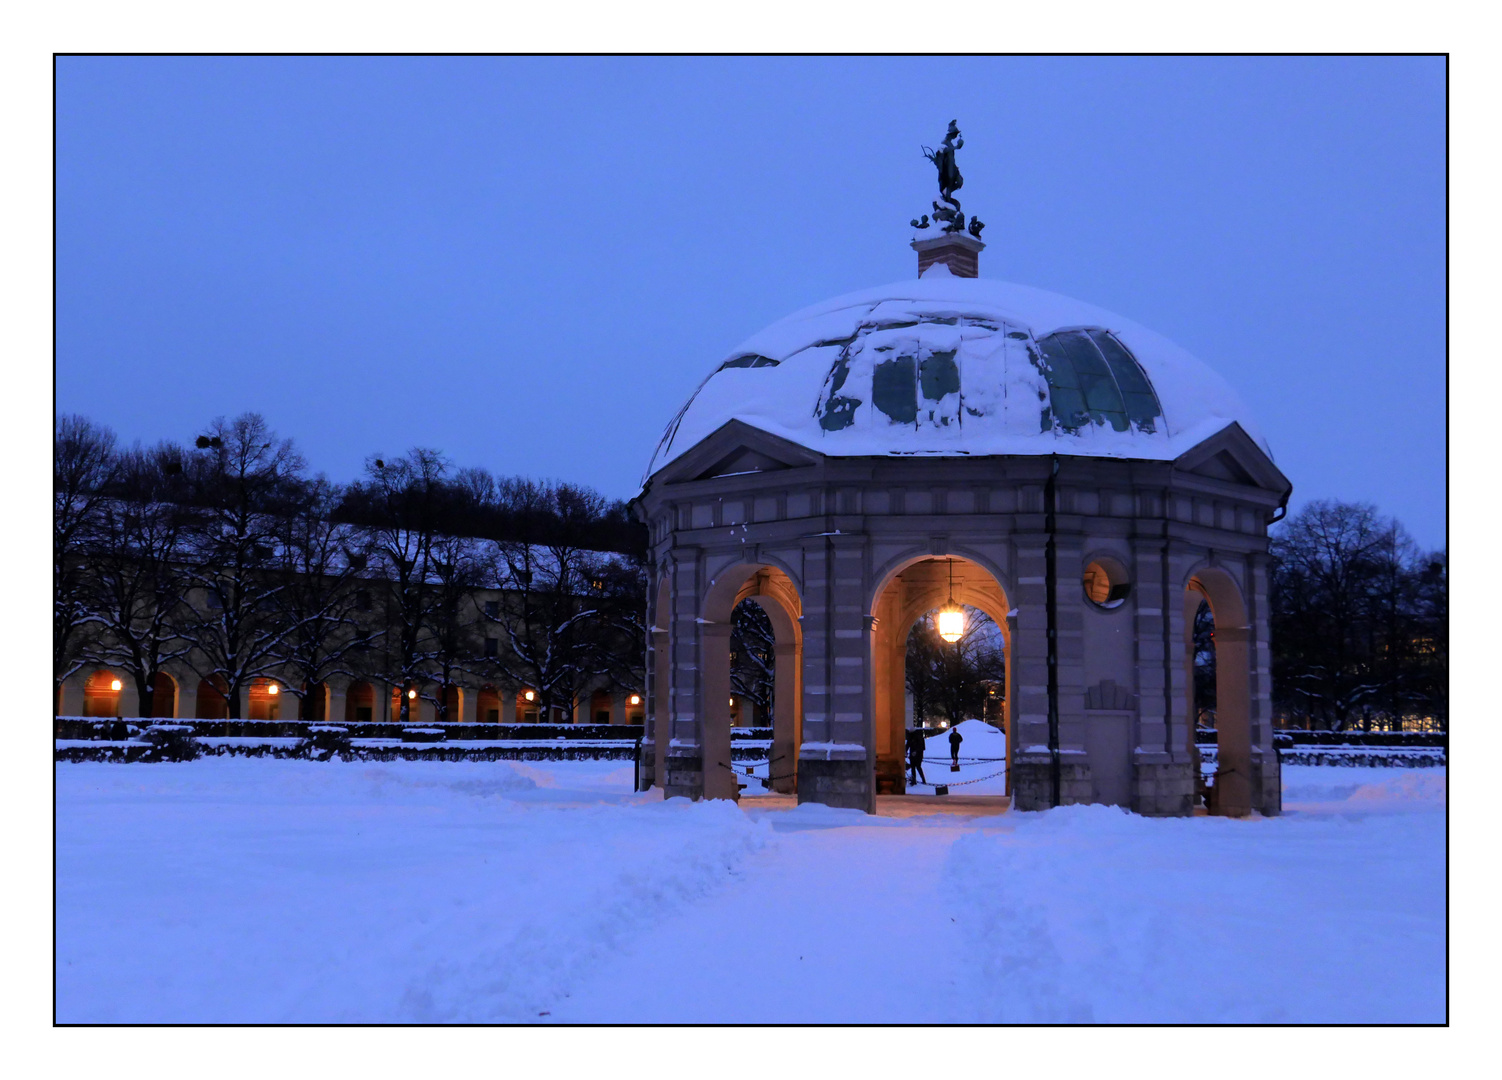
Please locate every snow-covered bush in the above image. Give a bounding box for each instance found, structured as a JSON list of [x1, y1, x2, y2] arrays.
[[142, 723, 199, 762]]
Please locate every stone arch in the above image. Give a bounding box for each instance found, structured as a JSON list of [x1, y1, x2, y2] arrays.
[[345, 680, 376, 724], [248, 678, 284, 722], [1184, 562, 1253, 816], [148, 672, 178, 718], [477, 684, 501, 725], [697, 563, 803, 800], [440, 684, 463, 723], [194, 676, 229, 720], [868, 554, 1014, 794], [300, 681, 331, 722], [83, 669, 123, 718]]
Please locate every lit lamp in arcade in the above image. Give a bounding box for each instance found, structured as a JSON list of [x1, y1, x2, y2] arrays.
[[937, 558, 965, 643], [629, 694, 641, 706], [109, 678, 122, 692], [268, 683, 279, 696]]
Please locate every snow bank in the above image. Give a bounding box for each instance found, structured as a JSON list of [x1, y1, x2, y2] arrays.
[[57, 758, 1445, 1024], [56, 758, 772, 1022]]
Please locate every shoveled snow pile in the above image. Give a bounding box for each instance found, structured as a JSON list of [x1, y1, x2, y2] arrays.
[[56, 759, 1444, 1023]]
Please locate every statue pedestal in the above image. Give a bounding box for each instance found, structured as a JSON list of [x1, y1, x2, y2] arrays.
[[912, 232, 985, 278]]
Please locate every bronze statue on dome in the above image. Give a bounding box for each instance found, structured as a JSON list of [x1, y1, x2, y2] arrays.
[[912, 120, 981, 237]]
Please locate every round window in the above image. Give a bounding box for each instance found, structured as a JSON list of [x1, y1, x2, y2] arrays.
[[1083, 559, 1131, 610]]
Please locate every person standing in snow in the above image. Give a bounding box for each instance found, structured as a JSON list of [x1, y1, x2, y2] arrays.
[[949, 725, 963, 767], [906, 726, 927, 786]]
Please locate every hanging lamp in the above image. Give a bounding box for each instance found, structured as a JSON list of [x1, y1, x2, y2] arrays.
[[938, 558, 966, 643]]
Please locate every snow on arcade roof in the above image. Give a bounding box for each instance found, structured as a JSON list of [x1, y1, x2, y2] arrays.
[[645, 265, 1268, 481]]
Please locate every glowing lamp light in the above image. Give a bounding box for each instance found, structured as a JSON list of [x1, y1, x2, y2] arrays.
[[524, 690, 535, 702], [937, 607, 965, 643], [109, 679, 122, 692], [729, 697, 735, 707], [629, 694, 641, 706], [267, 684, 279, 696], [407, 689, 417, 700]]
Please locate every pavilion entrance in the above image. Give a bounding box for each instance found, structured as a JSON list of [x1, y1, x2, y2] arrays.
[[869, 556, 1013, 797]]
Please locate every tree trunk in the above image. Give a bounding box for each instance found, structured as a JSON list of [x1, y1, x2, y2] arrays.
[[135, 671, 154, 718]]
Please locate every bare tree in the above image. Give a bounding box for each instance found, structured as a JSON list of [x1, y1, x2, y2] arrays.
[[83, 443, 196, 717], [417, 529, 486, 722], [905, 607, 1007, 726], [346, 448, 451, 722], [54, 415, 118, 709], [479, 480, 614, 721], [271, 476, 374, 720], [730, 600, 775, 722], [177, 414, 306, 719], [1270, 499, 1445, 730]]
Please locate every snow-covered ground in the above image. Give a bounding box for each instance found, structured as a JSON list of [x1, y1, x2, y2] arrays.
[[56, 750, 1445, 1024]]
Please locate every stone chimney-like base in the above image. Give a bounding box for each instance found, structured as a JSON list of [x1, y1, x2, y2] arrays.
[[912, 232, 985, 278]]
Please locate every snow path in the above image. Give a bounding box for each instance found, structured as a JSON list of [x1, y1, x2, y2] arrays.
[[556, 810, 972, 1023], [56, 760, 1445, 1023]]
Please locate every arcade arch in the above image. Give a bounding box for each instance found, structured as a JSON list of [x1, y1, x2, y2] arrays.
[[697, 564, 803, 799], [345, 680, 376, 724], [194, 676, 229, 720], [148, 672, 178, 718], [1184, 565, 1253, 817], [869, 555, 1013, 794], [83, 669, 123, 718]]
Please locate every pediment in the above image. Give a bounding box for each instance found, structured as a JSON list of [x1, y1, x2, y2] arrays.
[[651, 420, 823, 486], [1173, 422, 1292, 497]]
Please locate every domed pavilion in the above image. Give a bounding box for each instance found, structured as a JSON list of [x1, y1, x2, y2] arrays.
[[633, 132, 1291, 816]]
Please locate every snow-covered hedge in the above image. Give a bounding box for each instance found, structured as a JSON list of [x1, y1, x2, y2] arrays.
[[1197, 744, 1445, 769]]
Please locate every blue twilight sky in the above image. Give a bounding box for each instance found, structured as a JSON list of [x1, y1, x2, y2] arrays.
[[56, 56, 1446, 549]]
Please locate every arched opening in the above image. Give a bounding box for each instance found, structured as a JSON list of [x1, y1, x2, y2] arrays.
[[248, 678, 284, 722], [1185, 566, 1253, 817], [391, 683, 421, 724], [626, 691, 644, 726], [148, 672, 178, 718], [83, 670, 123, 718], [590, 689, 613, 725], [345, 680, 375, 724], [870, 556, 1012, 795], [194, 676, 229, 720], [699, 564, 803, 800], [300, 681, 330, 722], [438, 685, 463, 724], [477, 684, 501, 725], [516, 688, 539, 724]]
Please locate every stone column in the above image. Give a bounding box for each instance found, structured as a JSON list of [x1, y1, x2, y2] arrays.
[[1247, 552, 1280, 815], [1128, 532, 1194, 816], [771, 640, 801, 794], [327, 683, 347, 728], [651, 627, 670, 791], [700, 621, 738, 800], [179, 679, 200, 722], [1009, 535, 1054, 809], [797, 536, 874, 813], [664, 551, 705, 799]]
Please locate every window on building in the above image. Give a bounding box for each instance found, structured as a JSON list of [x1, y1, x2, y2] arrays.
[[484, 637, 498, 658], [1034, 329, 1162, 434], [356, 590, 372, 612], [484, 600, 499, 618]]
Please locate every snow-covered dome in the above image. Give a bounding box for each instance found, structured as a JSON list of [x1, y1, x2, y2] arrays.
[[646, 266, 1267, 480]]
